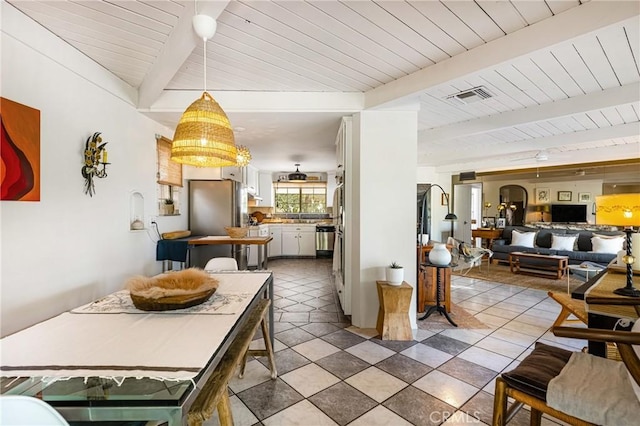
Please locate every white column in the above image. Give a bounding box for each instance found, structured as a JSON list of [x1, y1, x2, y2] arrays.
[[348, 110, 418, 329]]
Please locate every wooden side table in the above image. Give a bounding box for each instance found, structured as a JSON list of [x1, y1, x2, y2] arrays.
[[418, 264, 451, 313], [418, 262, 457, 327], [376, 281, 413, 341]]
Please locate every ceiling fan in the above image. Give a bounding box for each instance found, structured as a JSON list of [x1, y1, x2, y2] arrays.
[[509, 149, 550, 162]]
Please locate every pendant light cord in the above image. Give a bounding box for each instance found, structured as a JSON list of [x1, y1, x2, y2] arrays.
[[195, 0, 207, 92], [203, 38, 207, 92]]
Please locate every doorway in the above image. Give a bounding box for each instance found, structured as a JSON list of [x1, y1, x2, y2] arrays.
[[453, 182, 482, 244]]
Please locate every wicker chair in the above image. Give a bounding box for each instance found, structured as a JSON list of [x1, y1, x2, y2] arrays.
[[492, 323, 640, 425]]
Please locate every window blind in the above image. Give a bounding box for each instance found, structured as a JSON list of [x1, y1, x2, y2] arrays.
[[156, 136, 182, 187]]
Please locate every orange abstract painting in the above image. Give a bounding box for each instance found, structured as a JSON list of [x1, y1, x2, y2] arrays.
[[1, 97, 41, 201]]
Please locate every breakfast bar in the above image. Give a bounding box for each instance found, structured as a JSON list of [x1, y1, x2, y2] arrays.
[[157, 236, 273, 271]]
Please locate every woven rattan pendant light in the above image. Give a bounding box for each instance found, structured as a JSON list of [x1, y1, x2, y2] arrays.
[[171, 13, 237, 167]]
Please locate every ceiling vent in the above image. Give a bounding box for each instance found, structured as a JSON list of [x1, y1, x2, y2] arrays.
[[446, 86, 493, 105]]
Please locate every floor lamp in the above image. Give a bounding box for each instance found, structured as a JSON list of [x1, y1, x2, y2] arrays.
[[416, 184, 457, 285]]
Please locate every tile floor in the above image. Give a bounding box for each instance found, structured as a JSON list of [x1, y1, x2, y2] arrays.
[[205, 258, 586, 426]]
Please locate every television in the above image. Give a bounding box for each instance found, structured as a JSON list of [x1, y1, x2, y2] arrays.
[[551, 204, 587, 223]]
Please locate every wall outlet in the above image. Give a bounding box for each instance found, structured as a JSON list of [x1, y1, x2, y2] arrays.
[[149, 216, 157, 226]]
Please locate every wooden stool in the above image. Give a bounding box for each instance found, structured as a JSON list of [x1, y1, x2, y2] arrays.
[[188, 299, 275, 426], [376, 281, 412, 341]]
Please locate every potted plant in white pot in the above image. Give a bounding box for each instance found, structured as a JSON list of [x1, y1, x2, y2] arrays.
[[162, 198, 174, 215], [386, 262, 404, 285]]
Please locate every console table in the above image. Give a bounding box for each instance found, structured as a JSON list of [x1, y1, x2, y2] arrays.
[[572, 269, 639, 357], [471, 228, 503, 249]]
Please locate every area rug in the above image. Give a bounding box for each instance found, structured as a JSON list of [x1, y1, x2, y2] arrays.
[[417, 303, 488, 330], [454, 263, 584, 293]]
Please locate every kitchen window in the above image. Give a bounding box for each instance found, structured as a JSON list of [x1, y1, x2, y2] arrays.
[[156, 135, 182, 215], [275, 182, 326, 213]]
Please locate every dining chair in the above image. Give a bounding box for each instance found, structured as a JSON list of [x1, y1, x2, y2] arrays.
[[0, 395, 69, 425], [204, 257, 238, 271], [492, 322, 640, 425]]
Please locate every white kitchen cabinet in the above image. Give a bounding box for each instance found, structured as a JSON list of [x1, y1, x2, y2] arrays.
[[248, 224, 269, 266], [258, 172, 274, 206], [326, 172, 336, 208], [221, 166, 242, 182], [281, 225, 315, 256], [298, 229, 316, 256], [245, 165, 259, 195], [268, 225, 282, 258], [335, 117, 351, 178], [281, 231, 298, 256]]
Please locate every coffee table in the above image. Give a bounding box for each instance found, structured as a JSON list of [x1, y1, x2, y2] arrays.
[[567, 264, 603, 294], [509, 252, 569, 280]]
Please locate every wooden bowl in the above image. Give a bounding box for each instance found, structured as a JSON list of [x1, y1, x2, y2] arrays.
[[225, 227, 249, 238], [130, 287, 216, 311]]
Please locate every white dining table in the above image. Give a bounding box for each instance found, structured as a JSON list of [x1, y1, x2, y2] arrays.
[[0, 271, 274, 425]]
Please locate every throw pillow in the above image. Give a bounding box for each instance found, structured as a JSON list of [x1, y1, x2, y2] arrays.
[[511, 230, 536, 248], [591, 236, 624, 254], [594, 233, 627, 249], [551, 234, 577, 251]]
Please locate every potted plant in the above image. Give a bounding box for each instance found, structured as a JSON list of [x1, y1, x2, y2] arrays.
[[162, 198, 174, 215], [386, 262, 404, 286]]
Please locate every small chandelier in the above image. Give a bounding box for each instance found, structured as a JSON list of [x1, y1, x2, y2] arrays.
[[236, 145, 251, 167], [171, 14, 237, 167]]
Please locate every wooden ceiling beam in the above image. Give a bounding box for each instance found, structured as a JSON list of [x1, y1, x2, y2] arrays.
[[137, 1, 230, 108], [364, 1, 639, 109]]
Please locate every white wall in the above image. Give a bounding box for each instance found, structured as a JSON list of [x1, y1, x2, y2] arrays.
[[417, 167, 454, 242], [1, 5, 187, 336], [350, 110, 417, 329]]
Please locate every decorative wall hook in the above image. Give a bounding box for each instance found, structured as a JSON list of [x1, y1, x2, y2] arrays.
[[81, 132, 109, 196]]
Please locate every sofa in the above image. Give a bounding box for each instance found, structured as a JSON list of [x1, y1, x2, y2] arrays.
[[491, 225, 624, 266]]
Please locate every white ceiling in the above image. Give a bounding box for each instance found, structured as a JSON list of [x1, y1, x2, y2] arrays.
[[7, 0, 640, 175]]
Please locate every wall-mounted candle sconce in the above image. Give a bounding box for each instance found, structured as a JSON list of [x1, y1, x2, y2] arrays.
[[81, 132, 109, 197]]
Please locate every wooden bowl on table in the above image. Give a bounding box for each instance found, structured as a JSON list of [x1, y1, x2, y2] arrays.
[[225, 227, 249, 238], [126, 268, 219, 311]]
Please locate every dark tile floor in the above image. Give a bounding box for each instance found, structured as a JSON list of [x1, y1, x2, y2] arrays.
[[203, 258, 583, 426]]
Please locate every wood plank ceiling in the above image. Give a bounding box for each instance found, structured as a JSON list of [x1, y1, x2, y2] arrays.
[[6, 0, 640, 175]]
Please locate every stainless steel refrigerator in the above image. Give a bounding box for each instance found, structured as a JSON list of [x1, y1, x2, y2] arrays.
[[189, 180, 248, 269]]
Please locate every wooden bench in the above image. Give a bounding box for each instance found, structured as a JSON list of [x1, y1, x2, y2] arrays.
[[187, 299, 276, 426]]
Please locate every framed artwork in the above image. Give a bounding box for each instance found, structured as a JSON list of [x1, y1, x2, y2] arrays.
[[484, 217, 496, 228], [441, 193, 449, 206], [1, 97, 41, 201], [578, 192, 591, 202], [497, 218, 506, 228], [558, 191, 572, 201], [535, 188, 550, 203]]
